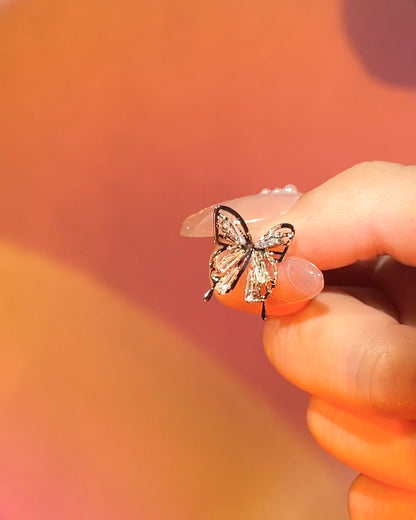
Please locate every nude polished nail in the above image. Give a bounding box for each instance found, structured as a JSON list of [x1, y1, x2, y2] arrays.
[[180, 185, 302, 239]]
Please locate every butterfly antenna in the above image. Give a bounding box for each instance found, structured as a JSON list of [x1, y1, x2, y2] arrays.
[[261, 301, 267, 320], [203, 288, 214, 302]]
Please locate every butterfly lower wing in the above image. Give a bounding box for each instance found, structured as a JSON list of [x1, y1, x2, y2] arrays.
[[204, 246, 252, 301], [244, 250, 277, 303], [255, 223, 295, 263]]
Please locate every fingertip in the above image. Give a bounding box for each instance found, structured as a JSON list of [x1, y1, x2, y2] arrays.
[[287, 161, 416, 269], [277, 256, 324, 303], [215, 281, 310, 318], [349, 474, 416, 520], [214, 256, 323, 318]]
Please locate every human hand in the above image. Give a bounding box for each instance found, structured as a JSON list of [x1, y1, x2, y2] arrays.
[[182, 161, 416, 519]]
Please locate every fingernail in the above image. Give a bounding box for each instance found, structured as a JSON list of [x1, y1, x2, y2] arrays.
[[276, 257, 324, 303], [180, 185, 302, 238]]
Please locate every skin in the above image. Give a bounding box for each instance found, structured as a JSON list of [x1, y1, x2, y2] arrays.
[[214, 161, 416, 518]]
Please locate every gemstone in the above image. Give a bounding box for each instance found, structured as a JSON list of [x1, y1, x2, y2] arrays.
[[244, 251, 276, 303], [256, 225, 294, 249], [282, 184, 298, 194]]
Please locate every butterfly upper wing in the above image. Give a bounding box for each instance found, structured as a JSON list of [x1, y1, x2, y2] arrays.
[[213, 205, 252, 247], [204, 205, 253, 299], [255, 223, 295, 263]]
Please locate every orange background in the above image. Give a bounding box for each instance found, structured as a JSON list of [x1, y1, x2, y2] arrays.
[[0, 0, 415, 518]]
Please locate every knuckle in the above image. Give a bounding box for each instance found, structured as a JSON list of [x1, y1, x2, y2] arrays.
[[367, 341, 398, 410], [346, 160, 385, 175], [342, 160, 406, 183], [364, 330, 416, 414]]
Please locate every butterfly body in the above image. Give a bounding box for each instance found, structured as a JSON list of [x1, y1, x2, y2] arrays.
[[204, 205, 295, 319]]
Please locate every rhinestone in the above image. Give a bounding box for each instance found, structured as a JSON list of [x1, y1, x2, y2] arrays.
[[282, 184, 298, 194]]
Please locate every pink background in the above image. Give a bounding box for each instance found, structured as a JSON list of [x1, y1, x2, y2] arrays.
[[0, 0, 415, 518]]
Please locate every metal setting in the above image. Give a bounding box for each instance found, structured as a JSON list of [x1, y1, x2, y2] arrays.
[[204, 205, 295, 320]]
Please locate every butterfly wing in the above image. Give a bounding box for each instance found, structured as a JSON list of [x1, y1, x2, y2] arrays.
[[244, 250, 277, 303], [213, 205, 252, 247], [204, 246, 252, 300], [204, 205, 253, 301], [245, 223, 295, 318], [255, 223, 295, 263]]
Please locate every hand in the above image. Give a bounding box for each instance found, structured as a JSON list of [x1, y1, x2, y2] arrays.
[[265, 162, 416, 519], [183, 161, 416, 519]]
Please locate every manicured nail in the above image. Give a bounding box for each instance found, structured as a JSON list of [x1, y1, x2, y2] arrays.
[[275, 256, 324, 303], [180, 185, 302, 238], [214, 255, 324, 317]]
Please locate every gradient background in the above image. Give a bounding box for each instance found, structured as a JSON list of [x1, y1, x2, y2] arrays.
[[0, 0, 416, 518]]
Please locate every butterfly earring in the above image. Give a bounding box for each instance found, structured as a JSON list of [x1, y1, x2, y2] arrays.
[[203, 205, 295, 320]]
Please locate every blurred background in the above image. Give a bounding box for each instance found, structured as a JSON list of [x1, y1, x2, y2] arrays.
[[0, 0, 415, 518]]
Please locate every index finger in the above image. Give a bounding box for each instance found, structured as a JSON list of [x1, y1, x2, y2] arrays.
[[182, 161, 416, 271], [276, 161, 416, 270]]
